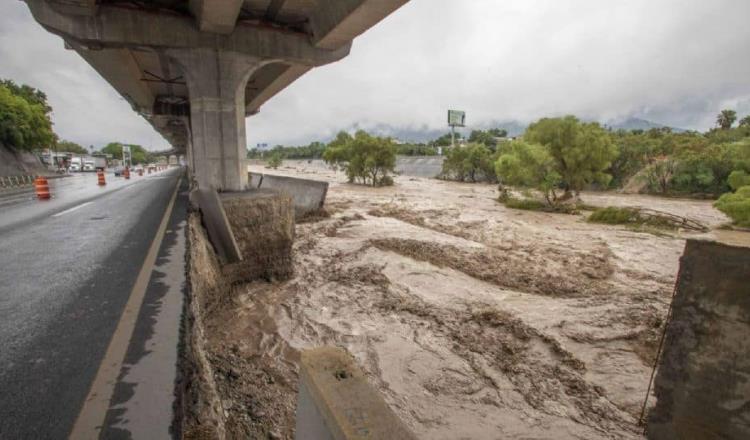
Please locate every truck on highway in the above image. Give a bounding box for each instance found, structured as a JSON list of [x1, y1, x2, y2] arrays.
[[83, 159, 95, 172], [92, 155, 107, 171]]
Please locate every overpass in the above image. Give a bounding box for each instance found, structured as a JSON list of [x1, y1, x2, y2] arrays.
[[22, 0, 408, 190]]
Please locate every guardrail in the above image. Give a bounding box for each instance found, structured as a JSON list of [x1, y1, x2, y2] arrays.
[[0, 175, 36, 189]]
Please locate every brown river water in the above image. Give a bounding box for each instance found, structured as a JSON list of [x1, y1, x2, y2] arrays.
[[203, 161, 744, 439]]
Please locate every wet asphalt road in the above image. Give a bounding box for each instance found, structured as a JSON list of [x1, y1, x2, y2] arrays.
[[0, 168, 182, 439]]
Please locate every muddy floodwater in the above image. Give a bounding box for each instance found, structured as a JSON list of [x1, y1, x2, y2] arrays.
[[207, 161, 742, 439]]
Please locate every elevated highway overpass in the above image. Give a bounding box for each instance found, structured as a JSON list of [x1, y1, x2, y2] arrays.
[[22, 0, 408, 190]]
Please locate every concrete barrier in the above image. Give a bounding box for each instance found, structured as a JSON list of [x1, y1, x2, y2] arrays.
[[647, 239, 750, 439], [296, 347, 416, 440], [248, 172, 329, 219]]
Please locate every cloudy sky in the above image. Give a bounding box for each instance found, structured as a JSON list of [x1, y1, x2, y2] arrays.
[[2, 0, 750, 150]]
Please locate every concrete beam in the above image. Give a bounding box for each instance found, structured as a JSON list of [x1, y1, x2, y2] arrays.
[[245, 63, 311, 114], [74, 47, 156, 113], [47, 0, 96, 16], [24, 0, 351, 67], [188, 0, 243, 34], [310, 0, 409, 50]]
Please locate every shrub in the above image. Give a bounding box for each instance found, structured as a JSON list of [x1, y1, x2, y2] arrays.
[[323, 130, 396, 186], [727, 170, 750, 191], [440, 143, 497, 182], [266, 151, 283, 169], [587, 207, 642, 224], [495, 141, 561, 204], [714, 186, 750, 227]]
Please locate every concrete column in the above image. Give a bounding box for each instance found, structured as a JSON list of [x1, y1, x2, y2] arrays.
[[169, 48, 262, 191]]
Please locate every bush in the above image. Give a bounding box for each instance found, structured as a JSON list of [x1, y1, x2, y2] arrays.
[[587, 207, 642, 224], [714, 186, 750, 227], [495, 140, 561, 204], [323, 130, 396, 186], [728, 170, 750, 191], [267, 151, 283, 169], [440, 143, 497, 182]]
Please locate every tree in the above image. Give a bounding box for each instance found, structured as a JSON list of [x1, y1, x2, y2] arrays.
[[495, 141, 561, 204], [739, 115, 750, 128], [716, 109, 737, 130], [266, 150, 283, 169], [524, 116, 618, 197], [56, 139, 88, 154], [101, 142, 150, 164], [714, 185, 750, 227], [440, 143, 496, 182], [0, 81, 54, 151], [323, 130, 396, 186]]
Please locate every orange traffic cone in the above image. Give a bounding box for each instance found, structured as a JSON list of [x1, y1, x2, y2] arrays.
[[124, 167, 130, 180], [34, 176, 50, 200], [97, 170, 106, 186]]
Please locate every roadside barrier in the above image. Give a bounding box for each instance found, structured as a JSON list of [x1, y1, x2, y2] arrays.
[[0, 175, 35, 189], [124, 167, 130, 180], [34, 176, 50, 199], [97, 170, 106, 186], [138, 168, 143, 177]]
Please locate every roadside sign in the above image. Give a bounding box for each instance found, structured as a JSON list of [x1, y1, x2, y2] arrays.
[[448, 110, 466, 127]]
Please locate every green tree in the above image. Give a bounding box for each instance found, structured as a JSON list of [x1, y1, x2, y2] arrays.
[[101, 142, 150, 164], [716, 109, 737, 130], [0, 82, 54, 151], [56, 139, 88, 154], [728, 170, 750, 191], [714, 185, 750, 227], [495, 141, 561, 204], [524, 116, 618, 197], [323, 130, 396, 186], [740, 115, 750, 128], [266, 150, 283, 169], [440, 143, 496, 182]]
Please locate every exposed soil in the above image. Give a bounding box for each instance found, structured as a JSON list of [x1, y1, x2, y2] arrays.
[[190, 161, 742, 439]]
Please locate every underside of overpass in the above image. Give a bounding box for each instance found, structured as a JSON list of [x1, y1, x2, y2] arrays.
[[23, 0, 408, 190]]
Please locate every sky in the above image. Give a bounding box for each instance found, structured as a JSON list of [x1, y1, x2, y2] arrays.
[[1, 0, 750, 151]]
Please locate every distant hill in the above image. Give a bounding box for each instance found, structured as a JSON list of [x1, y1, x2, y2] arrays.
[[262, 117, 685, 148], [605, 117, 686, 132]]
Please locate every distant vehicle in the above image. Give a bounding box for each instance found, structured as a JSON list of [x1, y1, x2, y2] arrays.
[[70, 157, 82, 171], [69, 163, 80, 172], [93, 156, 107, 171], [114, 166, 124, 176], [83, 160, 95, 172]]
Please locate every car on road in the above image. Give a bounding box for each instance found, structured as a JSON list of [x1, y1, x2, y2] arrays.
[[83, 161, 95, 172], [113, 166, 124, 176], [69, 164, 80, 172]]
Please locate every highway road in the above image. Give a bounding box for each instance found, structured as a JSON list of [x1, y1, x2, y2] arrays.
[[0, 168, 187, 439]]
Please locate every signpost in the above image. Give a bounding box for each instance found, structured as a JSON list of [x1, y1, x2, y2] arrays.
[[447, 110, 466, 148], [122, 145, 132, 168]]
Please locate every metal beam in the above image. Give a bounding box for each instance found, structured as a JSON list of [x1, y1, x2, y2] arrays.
[[188, 0, 243, 34]]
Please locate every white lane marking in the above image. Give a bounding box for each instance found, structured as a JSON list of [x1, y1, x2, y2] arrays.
[[51, 201, 94, 218], [69, 176, 181, 439]]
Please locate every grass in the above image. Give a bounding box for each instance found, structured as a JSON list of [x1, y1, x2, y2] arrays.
[[499, 194, 581, 214], [587, 206, 677, 230]]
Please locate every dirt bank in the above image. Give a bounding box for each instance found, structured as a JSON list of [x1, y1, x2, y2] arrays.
[[187, 162, 740, 439]]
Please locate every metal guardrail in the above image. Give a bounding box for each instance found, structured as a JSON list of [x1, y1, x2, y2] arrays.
[[0, 175, 36, 189]]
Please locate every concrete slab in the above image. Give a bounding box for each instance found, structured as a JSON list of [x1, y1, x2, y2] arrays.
[[296, 347, 416, 440], [648, 239, 750, 439], [250, 172, 329, 218], [192, 188, 242, 264], [220, 189, 295, 283]]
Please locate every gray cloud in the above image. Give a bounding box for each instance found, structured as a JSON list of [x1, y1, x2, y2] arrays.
[[2, 0, 750, 150]]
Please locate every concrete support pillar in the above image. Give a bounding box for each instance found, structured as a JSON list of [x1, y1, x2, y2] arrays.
[[169, 48, 262, 191]]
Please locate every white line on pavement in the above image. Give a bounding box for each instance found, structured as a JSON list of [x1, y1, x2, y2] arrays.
[[51, 201, 94, 217]]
